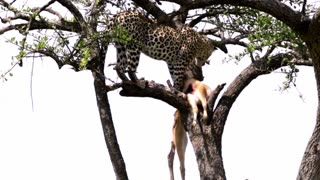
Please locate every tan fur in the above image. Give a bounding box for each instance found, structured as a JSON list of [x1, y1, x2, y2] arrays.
[[168, 111, 187, 180], [183, 78, 212, 124], [168, 79, 212, 180]]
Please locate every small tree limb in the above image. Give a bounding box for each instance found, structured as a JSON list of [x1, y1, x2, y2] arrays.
[[206, 83, 226, 125]]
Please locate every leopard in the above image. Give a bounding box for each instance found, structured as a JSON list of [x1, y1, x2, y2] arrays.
[[105, 11, 226, 90]]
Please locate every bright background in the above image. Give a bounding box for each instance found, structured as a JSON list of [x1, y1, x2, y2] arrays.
[[0, 1, 318, 180]]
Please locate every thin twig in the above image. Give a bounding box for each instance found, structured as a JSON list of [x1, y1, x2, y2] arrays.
[[0, 61, 19, 80], [108, 62, 117, 67], [30, 56, 35, 112]]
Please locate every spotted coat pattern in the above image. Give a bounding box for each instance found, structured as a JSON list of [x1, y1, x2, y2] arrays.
[[106, 11, 216, 90]]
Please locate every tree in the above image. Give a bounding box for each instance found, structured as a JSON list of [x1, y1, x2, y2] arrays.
[[0, 0, 318, 179]]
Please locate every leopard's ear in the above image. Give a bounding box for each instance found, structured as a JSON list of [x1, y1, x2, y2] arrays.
[[209, 39, 228, 54]]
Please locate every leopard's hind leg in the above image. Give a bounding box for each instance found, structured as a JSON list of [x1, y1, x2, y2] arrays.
[[126, 44, 141, 82], [115, 43, 129, 81]]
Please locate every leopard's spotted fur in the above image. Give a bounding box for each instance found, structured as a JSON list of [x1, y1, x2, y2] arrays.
[[106, 11, 217, 90]]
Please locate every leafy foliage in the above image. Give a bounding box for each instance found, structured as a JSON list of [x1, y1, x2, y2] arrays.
[[108, 25, 132, 44], [0, 0, 312, 88], [199, 5, 307, 89]]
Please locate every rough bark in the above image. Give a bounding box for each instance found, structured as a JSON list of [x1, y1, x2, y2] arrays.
[[88, 29, 129, 179], [296, 48, 320, 179], [92, 66, 129, 180], [294, 6, 320, 178]]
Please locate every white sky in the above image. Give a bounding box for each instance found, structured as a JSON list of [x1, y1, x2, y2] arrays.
[[0, 1, 318, 180]]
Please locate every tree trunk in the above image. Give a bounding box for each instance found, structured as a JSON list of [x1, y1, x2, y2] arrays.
[[181, 85, 226, 180], [296, 39, 320, 180], [187, 121, 226, 180], [91, 53, 129, 180]]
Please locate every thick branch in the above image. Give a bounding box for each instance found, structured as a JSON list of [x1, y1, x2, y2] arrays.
[[120, 80, 190, 112], [189, 12, 218, 27], [306, 7, 320, 43], [56, 0, 84, 22], [0, 19, 81, 35], [207, 36, 248, 49], [36, 0, 56, 13], [56, 0, 87, 33], [131, 0, 176, 27], [34, 7, 65, 20], [0, 0, 19, 13], [179, 0, 310, 35]]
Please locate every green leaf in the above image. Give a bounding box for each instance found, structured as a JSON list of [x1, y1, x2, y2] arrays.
[[35, 36, 48, 50], [79, 47, 91, 70], [16, 50, 27, 61]]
